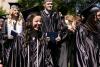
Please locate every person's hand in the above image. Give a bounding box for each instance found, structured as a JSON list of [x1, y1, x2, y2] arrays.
[[0, 64, 3, 67], [46, 37, 50, 42], [55, 34, 61, 42], [68, 26, 74, 32]]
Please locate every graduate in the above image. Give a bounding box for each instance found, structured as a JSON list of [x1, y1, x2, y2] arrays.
[[63, 15, 80, 67], [93, 8, 100, 66], [41, 0, 62, 33], [3, 2, 25, 67], [40, 0, 64, 67], [74, 4, 100, 67], [23, 10, 54, 67], [0, 15, 7, 67]]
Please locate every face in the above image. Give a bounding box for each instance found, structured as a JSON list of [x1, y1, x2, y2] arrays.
[[32, 16, 42, 30], [96, 10, 100, 21], [12, 8, 19, 17], [44, 1, 53, 11]]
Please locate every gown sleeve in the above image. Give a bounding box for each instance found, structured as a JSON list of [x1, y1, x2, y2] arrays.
[[75, 25, 98, 67]]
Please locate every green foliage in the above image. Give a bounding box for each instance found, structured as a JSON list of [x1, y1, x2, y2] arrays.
[[18, 0, 87, 15], [53, 0, 62, 10], [18, 0, 43, 11], [52, 0, 85, 15], [0, 7, 6, 16]]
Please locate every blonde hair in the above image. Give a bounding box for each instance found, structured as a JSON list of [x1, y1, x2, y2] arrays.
[[8, 8, 24, 25], [65, 15, 76, 25], [65, 15, 77, 32]]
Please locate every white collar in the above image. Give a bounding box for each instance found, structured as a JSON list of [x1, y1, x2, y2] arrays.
[[44, 9, 50, 15]]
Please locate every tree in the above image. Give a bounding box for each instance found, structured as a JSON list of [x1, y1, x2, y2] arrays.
[[18, 0, 43, 11], [18, 0, 96, 15], [0, 7, 6, 16]]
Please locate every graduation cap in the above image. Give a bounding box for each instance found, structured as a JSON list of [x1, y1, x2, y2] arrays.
[[0, 16, 5, 20], [0, 15, 6, 32], [22, 6, 41, 22], [0, 15, 7, 21], [90, 6, 100, 13], [9, 2, 22, 9], [80, 0, 98, 19]]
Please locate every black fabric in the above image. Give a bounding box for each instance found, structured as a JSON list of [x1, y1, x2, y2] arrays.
[[0, 33, 4, 64], [41, 10, 69, 67], [13, 22, 17, 30], [40, 10, 61, 33], [22, 6, 42, 22], [57, 18, 69, 67], [75, 24, 98, 67], [94, 21, 100, 66], [40, 10, 62, 67], [96, 22, 100, 32], [3, 36, 24, 67], [25, 29, 54, 67]]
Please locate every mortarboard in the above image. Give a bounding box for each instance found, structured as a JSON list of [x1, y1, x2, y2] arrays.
[[80, 0, 98, 17], [90, 6, 100, 13], [80, 3, 95, 18], [80, 0, 98, 22], [0, 14, 7, 20], [8, 2, 22, 9], [22, 6, 42, 22]]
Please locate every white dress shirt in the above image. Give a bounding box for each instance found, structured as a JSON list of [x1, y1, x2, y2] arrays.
[[7, 19, 23, 39]]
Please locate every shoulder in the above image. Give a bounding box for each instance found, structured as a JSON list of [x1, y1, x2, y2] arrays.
[[52, 11, 60, 18], [40, 10, 47, 17], [52, 11, 58, 15]]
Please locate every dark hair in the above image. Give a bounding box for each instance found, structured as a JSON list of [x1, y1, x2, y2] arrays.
[[85, 13, 97, 32], [26, 12, 41, 29], [24, 12, 41, 45], [96, 9, 100, 16]]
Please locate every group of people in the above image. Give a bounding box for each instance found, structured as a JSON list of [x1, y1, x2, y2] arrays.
[[0, 0, 100, 67]]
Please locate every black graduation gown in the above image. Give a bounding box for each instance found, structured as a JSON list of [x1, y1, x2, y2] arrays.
[[75, 24, 98, 67], [3, 20, 24, 67], [0, 32, 4, 64], [41, 10, 62, 67], [26, 29, 53, 67], [0, 19, 7, 65], [3, 35, 24, 67], [40, 10, 61, 33], [57, 18, 70, 67], [94, 21, 100, 66], [41, 11, 70, 67]]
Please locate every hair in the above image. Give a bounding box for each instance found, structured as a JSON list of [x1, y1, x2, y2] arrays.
[[95, 9, 100, 20], [24, 12, 41, 45], [85, 13, 97, 32], [8, 8, 24, 25], [65, 15, 76, 24], [96, 9, 100, 13], [26, 12, 41, 29]]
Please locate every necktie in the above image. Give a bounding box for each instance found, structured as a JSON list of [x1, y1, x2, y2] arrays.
[[14, 21, 17, 30]]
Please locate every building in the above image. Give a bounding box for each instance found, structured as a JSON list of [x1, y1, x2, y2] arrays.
[[0, 0, 17, 13]]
